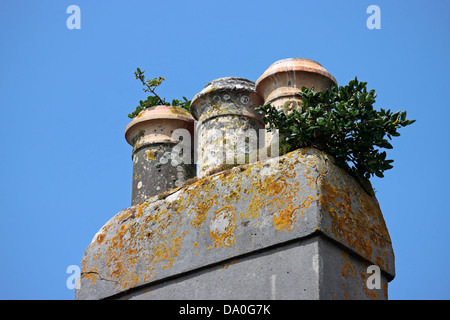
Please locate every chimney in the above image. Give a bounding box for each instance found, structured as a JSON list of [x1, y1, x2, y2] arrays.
[[77, 59, 395, 300], [256, 58, 337, 148], [124, 105, 195, 205], [256, 58, 336, 111], [190, 77, 264, 178]]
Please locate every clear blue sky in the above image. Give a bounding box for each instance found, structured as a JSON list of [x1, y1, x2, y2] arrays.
[[0, 0, 448, 300]]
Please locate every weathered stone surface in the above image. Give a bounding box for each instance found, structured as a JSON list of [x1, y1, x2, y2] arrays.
[[190, 77, 265, 178], [124, 106, 195, 205], [121, 236, 323, 300], [131, 143, 195, 205], [190, 77, 262, 122], [116, 235, 389, 300], [76, 148, 394, 300]]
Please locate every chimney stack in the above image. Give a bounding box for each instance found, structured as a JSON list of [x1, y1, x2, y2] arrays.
[[77, 59, 395, 300]]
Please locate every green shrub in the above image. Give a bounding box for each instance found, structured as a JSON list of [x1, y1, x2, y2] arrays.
[[256, 77, 415, 180]]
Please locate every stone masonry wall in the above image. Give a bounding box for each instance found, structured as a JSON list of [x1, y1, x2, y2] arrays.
[[76, 148, 394, 300]]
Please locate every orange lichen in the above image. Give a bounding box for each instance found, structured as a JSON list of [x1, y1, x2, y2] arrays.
[[190, 194, 219, 228], [96, 233, 105, 244], [83, 267, 99, 285], [273, 205, 300, 233], [222, 189, 241, 203], [318, 155, 391, 268], [210, 205, 236, 248], [79, 148, 393, 297], [116, 207, 136, 223], [169, 106, 193, 118], [242, 164, 306, 224], [154, 235, 183, 270], [304, 167, 316, 189], [136, 201, 150, 218], [301, 196, 314, 209], [184, 177, 218, 228], [341, 261, 355, 279], [81, 197, 187, 291]]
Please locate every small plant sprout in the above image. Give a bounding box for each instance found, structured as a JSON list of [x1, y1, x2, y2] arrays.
[[128, 67, 191, 118]]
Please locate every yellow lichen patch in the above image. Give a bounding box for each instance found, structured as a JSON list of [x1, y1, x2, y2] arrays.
[[210, 205, 236, 248], [154, 235, 183, 270], [83, 267, 99, 286], [169, 106, 193, 118], [136, 201, 150, 218], [84, 198, 186, 291], [301, 196, 314, 209], [318, 157, 390, 265], [273, 205, 300, 233], [190, 194, 219, 228], [304, 166, 316, 189], [183, 177, 218, 228], [136, 111, 145, 118], [242, 176, 265, 220], [116, 207, 136, 223], [146, 150, 157, 160], [222, 189, 241, 204], [80, 148, 393, 296], [96, 233, 105, 244], [249, 165, 306, 231]]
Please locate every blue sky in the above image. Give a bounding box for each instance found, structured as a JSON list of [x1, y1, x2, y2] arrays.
[[0, 0, 448, 300]]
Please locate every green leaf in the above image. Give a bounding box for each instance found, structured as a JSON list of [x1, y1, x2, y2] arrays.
[[375, 171, 384, 178]]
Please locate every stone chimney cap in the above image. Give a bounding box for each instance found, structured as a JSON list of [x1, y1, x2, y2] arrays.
[[192, 77, 256, 102], [124, 105, 194, 146], [190, 77, 258, 120], [203, 77, 256, 91]]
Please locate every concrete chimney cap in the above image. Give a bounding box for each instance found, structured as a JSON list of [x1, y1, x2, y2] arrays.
[[255, 58, 337, 88], [124, 105, 194, 146], [192, 77, 256, 102], [203, 77, 256, 91]]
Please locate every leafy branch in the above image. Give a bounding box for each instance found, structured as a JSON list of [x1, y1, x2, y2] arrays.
[[128, 68, 191, 118], [256, 77, 415, 180]]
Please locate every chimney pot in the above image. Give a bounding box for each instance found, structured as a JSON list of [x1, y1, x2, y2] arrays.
[[191, 77, 264, 178], [124, 105, 195, 205]]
